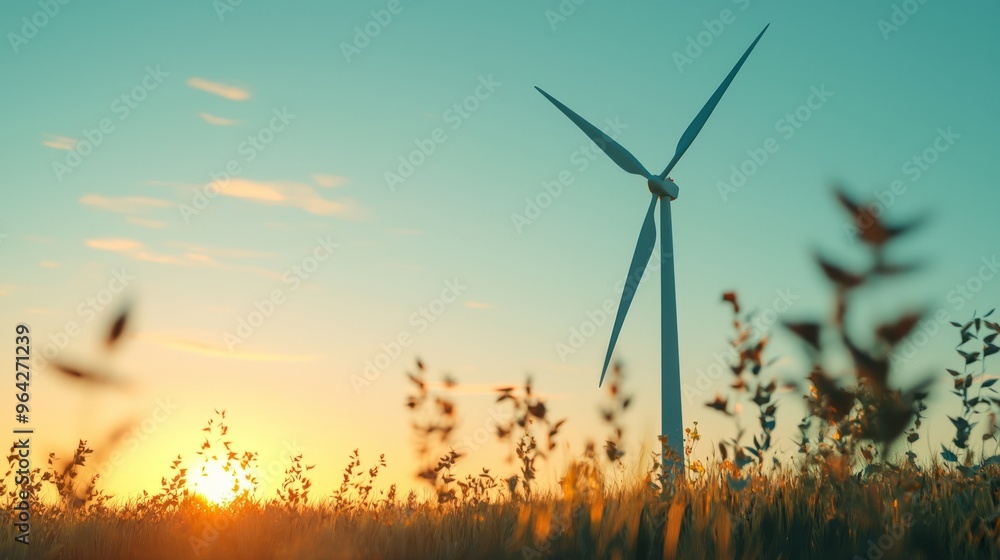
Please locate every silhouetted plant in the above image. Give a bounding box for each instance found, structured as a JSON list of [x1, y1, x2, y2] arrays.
[[941, 310, 1000, 468], [784, 187, 932, 474], [405, 359, 463, 504]]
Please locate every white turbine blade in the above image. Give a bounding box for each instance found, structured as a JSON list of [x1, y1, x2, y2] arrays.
[[599, 194, 658, 386], [536, 87, 652, 179], [659, 24, 770, 179]]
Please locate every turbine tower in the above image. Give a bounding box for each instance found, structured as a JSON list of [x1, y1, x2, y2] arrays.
[[536, 24, 769, 466]]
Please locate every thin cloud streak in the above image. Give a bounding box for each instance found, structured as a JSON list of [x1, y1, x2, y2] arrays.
[[198, 112, 240, 126], [80, 194, 174, 215], [137, 332, 321, 362], [186, 77, 251, 100]]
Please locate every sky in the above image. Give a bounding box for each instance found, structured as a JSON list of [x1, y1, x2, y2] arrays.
[[2, 0, 999, 502]]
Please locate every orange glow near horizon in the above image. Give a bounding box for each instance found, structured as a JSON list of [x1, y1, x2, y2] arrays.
[[189, 459, 256, 506]]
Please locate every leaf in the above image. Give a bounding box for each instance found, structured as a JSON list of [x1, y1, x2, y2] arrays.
[[950, 416, 971, 433], [958, 350, 980, 365], [940, 446, 958, 463], [107, 306, 130, 347], [721, 291, 740, 314], [844, 336, 889, 389], [876, 312, 922, 346], [983, 378, 998, 389], [834, 188, 862, 217], [784, 322, 821, 350], [816, 256, 865, 289], [51, 363, 124, 388], [706, 395, 730, 415]]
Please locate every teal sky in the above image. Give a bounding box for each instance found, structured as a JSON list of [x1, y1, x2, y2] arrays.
[[2, 1, 999, 498]]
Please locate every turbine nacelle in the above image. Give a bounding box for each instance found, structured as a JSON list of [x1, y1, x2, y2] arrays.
[[647, 176, 679, 200]]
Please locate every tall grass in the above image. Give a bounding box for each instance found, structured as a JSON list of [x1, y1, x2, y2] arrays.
[[4, 189, 1000, 559]]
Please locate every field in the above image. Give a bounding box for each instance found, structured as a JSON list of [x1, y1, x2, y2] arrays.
[[3, 192, 1000, 560]]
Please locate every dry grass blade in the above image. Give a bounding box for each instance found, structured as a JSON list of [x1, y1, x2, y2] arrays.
[[106, 304, 130, 347], [51, 362, 127, 388]]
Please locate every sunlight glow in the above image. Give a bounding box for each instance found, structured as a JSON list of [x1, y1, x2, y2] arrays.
[[190, 460, 255, 505]]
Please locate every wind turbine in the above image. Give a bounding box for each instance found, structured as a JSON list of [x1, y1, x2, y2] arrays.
[[536, 24, 769, 466]]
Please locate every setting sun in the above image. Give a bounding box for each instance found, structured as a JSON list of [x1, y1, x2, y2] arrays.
[[6, 1, 1000, 558], [189, 460, 255, 506]]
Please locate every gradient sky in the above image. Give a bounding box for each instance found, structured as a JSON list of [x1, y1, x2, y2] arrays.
[[2, 0, 999, 501]]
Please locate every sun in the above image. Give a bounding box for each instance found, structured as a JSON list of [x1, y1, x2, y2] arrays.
[[190, 459, 255, 506]]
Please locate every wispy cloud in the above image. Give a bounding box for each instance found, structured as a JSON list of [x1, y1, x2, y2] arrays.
[[80, 194, 174, 215], [186, 77, 250, 100], [216, 178, 360, 217], [198, 112, 240, 126], [0, 285, 14, 297], [163, 242, 277, 260], [86, 238, 279, 269], [312, 174, 348, 188], [85, 238, 215, 267], [86, 238, 144, 253], [126, 217, 169, 229], [39, 261, 61, 269], [464, 300, 495, 310], [137, 332, 321, 362], [42, 135, 78, 150]]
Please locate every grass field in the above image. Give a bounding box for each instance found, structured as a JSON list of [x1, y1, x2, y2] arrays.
[[4, 191, 1000, 559]]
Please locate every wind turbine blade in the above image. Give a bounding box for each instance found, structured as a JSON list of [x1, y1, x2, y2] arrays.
[[599, 194, 658, 386], [659, 24, 769, 179], [535, 87, 652, 179]]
